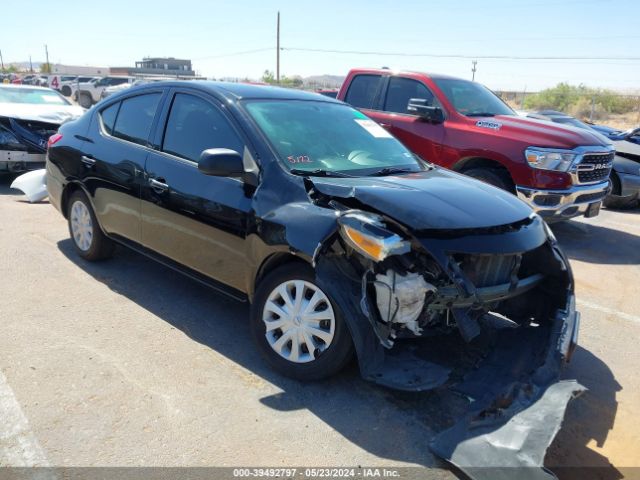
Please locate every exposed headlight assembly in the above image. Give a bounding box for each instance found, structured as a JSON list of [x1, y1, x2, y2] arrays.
[[338, 212, 410, 261], [525, 148, 577, 172]]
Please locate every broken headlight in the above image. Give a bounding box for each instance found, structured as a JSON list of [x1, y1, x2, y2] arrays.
[[338, 212, 410, 262]]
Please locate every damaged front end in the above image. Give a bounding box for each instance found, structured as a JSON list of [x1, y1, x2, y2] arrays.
[[313, 204, 583, 479], [0, 117, 59, 173]]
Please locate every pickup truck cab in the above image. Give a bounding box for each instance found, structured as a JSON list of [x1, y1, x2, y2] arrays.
[[337, 68, 615, 221]]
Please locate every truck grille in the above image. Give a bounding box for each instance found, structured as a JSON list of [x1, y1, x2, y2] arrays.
[[576, 152, 614, 184]]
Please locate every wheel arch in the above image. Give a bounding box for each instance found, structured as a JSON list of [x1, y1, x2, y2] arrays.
[[250, 252, 311, 302], [452, 156, 517, 193]]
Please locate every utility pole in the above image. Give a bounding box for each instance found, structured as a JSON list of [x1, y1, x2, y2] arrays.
[[29, 55, 33, 73], [276, 11, 280, 84], [0, 49, 4, 71], [44, 44, 50, 72], [471, 60, 477, 81]]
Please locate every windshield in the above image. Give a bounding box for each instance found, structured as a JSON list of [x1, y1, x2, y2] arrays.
[[434, 78, 514, 117], [244, 100, 424, 176], [0, 87, 70, 106]]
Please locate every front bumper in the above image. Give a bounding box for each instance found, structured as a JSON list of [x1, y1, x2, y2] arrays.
[[0, 151, 46, 172], [516, 180, 610, 221]]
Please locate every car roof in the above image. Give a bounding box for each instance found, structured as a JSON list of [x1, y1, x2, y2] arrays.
[[536, 110, 569, 117], [348, 67, 463, 81], [0, 84, 54, 92], [126, 80, 342, 103]]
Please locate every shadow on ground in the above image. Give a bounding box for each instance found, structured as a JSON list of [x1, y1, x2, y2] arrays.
[[55, 238, 623, 478], [552, 220, 640, 265], [546, 346, 623, 480]]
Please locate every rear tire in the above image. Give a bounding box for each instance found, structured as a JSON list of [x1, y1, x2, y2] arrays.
[[67, 190, 114, 261], [250, 263, 353, 381], [78, 92, 93, 108], [464, 167, 514, 192]]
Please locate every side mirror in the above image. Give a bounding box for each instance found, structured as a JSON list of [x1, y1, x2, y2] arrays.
[[407, 98, 444, 123], [198, 148, 245, 177]]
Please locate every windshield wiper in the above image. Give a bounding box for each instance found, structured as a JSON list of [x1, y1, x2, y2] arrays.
[[289, 168, 356, 178], [465, 112, 497, 117], [367, 167, 415, 176]]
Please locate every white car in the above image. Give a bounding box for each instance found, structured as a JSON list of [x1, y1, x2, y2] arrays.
[[57, 76, 100, 97], [0, 84, 84, 173], [76, 76, 134, 108]]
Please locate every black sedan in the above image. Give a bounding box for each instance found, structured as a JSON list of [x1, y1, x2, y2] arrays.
[[46, 81, 582, 474]]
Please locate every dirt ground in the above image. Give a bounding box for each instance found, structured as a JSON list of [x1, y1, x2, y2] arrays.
[[0, 176, 639, 479]]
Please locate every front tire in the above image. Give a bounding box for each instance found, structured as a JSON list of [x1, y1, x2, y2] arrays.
[[251, 263, 353, 381], [67, 190, 114, 261], [61, 85, 72, 97], [603, 172, 639, 209]]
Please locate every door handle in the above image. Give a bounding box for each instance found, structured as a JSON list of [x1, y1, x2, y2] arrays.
[[149, 177, 169, 193], [81, 155, 96, 166]]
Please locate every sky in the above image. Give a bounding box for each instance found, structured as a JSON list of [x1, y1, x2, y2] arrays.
[[2, 0, 639, 92]]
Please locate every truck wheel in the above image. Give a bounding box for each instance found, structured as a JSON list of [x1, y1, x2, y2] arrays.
[[67, 190, 115, 261], [78, 92, 93, 108], [61, 85, 72, 97], [464, 167, 514, 192], [250, 263, 353, 381], [603, 172, 638, 209]]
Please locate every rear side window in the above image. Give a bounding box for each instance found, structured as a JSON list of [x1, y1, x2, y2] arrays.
[[162, 93, 244, 162], [384, 77, 435, 114], [99, 102, 120, 135], [112, 93, 161, 146], [344, 74, 382, 109]]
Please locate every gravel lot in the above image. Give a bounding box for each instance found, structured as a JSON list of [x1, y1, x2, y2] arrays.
[[1, 175, 638, 478]]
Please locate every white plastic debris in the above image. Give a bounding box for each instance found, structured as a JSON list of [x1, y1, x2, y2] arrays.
[[10, 169, 48, 203], [374, 269, 436, 335]]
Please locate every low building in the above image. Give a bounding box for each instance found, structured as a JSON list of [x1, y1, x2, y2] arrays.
[[50, 64, 109, 75], [110, 57, 195, 77]]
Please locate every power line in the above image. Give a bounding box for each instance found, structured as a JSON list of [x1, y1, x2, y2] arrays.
[[281, 46, 640, 62], [193, 48, 274, 61]]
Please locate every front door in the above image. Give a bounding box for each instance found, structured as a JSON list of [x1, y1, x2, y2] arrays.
[[140, 90, 253, 292]]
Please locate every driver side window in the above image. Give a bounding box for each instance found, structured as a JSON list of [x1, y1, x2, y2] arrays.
[[162, 93, 244, 162]]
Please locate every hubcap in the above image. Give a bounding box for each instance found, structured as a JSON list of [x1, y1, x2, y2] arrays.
[[262, 280, 336, 364], [70, 200, 93, 252]]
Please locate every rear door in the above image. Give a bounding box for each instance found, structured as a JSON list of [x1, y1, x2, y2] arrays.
[[375, 76, 445, 163], [140, 89, 253, 293], [342, 73, 384, 117], [81, 90, 164, 243]]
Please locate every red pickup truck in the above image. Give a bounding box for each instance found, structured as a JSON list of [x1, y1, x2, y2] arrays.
[[337, 68, 614, 221]]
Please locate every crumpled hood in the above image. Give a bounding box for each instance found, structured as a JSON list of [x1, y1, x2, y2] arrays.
[[309, 168, 533, 230], [483, 115, 613, 149], [0, 102, 84, 125]]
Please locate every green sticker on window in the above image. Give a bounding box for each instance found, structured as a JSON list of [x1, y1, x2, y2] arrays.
[[352, 110, 367, 119]]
